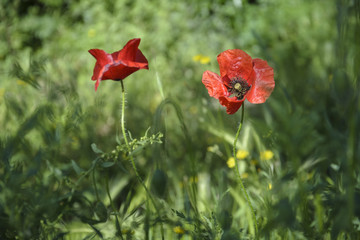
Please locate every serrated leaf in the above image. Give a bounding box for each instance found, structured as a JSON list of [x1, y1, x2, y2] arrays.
[[172, 209, 186, 219]]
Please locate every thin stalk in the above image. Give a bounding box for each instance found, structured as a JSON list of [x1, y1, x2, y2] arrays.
[[120, 80, 164, 240], [233, 104, 258, 237], [92, 169, 100, 202], [105, 175, 123, 239]]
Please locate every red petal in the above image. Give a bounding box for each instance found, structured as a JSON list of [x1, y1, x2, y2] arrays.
[[89, 39, 149, 91], [217, 49, 253, 81], [121, 59, 149, 69], [112, 38, 148, 68], [105, 38, 148, 80], [135, 49, 149, 68], [111, 38, 141, 62], [102, 64, 140, 80], [219, 97, 243, 114], [95, 79, 100, 91], [246, 58, 275, 104], [88, 49, 113, 81], [202, 71, 228, 99]]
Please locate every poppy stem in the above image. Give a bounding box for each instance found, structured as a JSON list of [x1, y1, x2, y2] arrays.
[[233, 104, 258, 237], [120, 80, 165, 240]]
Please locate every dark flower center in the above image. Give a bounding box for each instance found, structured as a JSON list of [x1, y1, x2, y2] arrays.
[[228, 78, 251, 100]]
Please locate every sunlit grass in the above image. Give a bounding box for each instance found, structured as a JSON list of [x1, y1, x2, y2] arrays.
[[0, 0, 359, 239]]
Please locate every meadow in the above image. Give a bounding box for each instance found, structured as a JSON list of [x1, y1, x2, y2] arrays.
[[0, 0, 359, 239]]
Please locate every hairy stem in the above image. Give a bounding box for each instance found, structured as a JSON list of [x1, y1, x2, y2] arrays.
[[120, 80, 164, 240], [233, 104, 258, 237]]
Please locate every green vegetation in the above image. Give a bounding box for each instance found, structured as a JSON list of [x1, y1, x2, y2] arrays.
[[0, 0, 359, 239]]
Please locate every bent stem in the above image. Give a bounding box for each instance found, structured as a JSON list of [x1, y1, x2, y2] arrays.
[[233, 104, 258, 237], [120, 80, 164, 240]]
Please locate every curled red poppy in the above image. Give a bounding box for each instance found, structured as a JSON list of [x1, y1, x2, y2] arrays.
[[202, 49, 275, 114], [89, 38, 149, 91]]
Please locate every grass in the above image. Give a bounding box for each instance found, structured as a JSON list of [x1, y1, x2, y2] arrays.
[[0, 0, 359, 239]]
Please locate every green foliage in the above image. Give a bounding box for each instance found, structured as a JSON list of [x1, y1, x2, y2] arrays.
[[0, 0, 359, 239]]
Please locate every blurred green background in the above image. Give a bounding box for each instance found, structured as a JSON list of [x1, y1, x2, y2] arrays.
[[0, 0, 359, 239]]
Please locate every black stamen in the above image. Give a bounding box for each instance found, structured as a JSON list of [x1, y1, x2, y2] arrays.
[[227, 78, 251, 100]]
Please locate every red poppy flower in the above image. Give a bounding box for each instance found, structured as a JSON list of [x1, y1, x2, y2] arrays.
[[89, 38, 149, 91], [202, 49, 275, 114]]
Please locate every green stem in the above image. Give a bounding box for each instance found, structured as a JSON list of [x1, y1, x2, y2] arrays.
[[233, 104, 258, 237], [105, 175, 123, 239], [92, 169, 100, 202], [120, 80, 164, 240]]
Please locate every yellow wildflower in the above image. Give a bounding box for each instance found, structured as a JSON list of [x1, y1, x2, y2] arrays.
[[207, 145, 221, 155], [199, 56, 211, 64], [236, 150, 249, 159], [173, 226, 185, 234], [192, 55, 202, 62], [16, 80, 27, 86], [241, 172, 249, 179], [193, 54, 211, 64], [207, 146, 214, 152], [88, 29, 96, 38], [260, 150, 274, 161], [227, 157, 235, 168], [268, 183, 272, 190]]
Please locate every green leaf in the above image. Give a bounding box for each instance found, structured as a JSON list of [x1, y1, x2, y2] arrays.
[[150, 169, 168, 198], [89, 224, 103, 239], [100, 162, 115, 168], [172, 209, 186, 219], [91, 143, 103, 154], [94, 201, 108, 222], [71, 160, 84, 175]]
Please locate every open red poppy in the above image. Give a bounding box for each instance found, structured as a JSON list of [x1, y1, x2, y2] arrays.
[[202, 49, 275, 114], [89, 38, 149, 91]]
